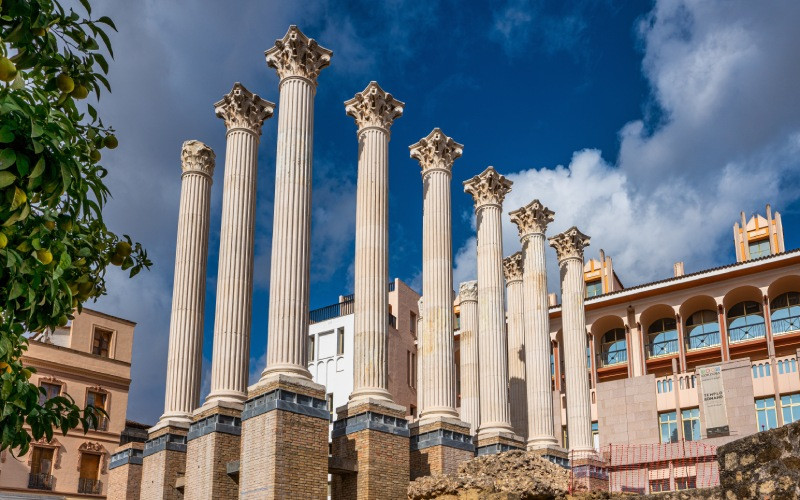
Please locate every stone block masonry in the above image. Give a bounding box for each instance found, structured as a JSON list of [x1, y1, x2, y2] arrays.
[[108, 442, 144, 500], [184, 401, 243, 500]]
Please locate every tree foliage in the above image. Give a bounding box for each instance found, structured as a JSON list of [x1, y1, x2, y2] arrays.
[[0, 0, 150, 455]]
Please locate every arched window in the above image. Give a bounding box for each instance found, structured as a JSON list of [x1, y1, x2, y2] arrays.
[[727, 301, 765, 343], [599, 328, 627, 367], [685, 310, 721, 350], [771, 292, 800, 335], [647, 318, 678, 358]]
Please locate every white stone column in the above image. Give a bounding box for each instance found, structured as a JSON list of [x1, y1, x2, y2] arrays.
[[411, 128, 464, 421], [458, 281, 480, 434], [550, 226, 593, 454], [503, 252, 526, 439], [345, 82, 404, 402], [158, 141, 215, 426], [463, 167, 515, 438], [416, 296, 424, 416], [261, 26, 332, 381], [510, 200, 558, 449], [206, 84, 274, 404]]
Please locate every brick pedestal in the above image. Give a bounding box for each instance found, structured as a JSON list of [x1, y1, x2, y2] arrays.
[[409, 418, 474, 479], [475, 430, 525, 456], [331, 399, 410, 499], [184, 400, 243, 500], [570, 453, 609, 492], [140, 424, 188, 500], [108, 442, 144, 500], [238, 375, 329, 499], [530, 443, 570, 468]]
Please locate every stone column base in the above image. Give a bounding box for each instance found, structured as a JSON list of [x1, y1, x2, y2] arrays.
[[409, 417, 475, 479], [108, 442, 144, 500], [475, 430, 524, 456], [184, 400, 243, 500], [331, 398, 410, 499], [528, 443, 570, 468], [140, 423, 188, 500], [239, 374, 329, 499], [570, 452, 608, 492]]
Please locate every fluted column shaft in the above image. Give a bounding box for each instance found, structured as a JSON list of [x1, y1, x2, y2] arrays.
[[416, 299, 424, 415], [561, 256, 593, 453], [351, 126, 391, 400], [161, 143, 215, 424], [420, 168, 458, 419], [523, 233, 558, 446], [505, 275, 526, 438], [476, 204, 513, 434], [458, 287, 480, 434], [263, 77, 317, 380]]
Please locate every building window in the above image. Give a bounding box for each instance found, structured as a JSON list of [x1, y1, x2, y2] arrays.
[[308, 335, 316, 361], [748, 238, 771, 259], [411, 352, 417, 389], [659, 411, 678, 444], [685, 310, 720, 350], [727, 301, 765, 343], [770, 291, 800, 335], [682, 408, 701, 441], [336, 327, 344, 356], [650, 478, 670, 493], [410, 404, 417, 418], [410, 312, 417, 335], [586, 279, 602, 298], [647, 318, 678, 358], [598, 328, 627, 367], [562, 426, 569, 450], [29, 446, 54, 490], [755, 397, 778, 431], [781, 393, 800, 424], [87, 390, 108, 431], [777, 358, 798, 374], [92, 328, 113, 358], [591, 421, 599, 451], [78, 453, 101, 494], [326, 393, 334, 413], [38, 382, 61, 405], [676, 477, 697, 490]]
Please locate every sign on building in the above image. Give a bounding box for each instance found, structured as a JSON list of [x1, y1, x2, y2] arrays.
[[698, 365, 729, 437]]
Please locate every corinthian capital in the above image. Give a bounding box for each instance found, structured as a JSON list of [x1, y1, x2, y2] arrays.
[[503, 252, 524, 283], [344, 81, 404, 132], [509, 200, 555, 237], [180, 140, 215, 178], [549, 226, 591, 262], [463, 166, 513, 209], [214, 83, 275, 135], [409, 128, 463, 177], [265, 25, 332, 84], [459, 281, 478, 302]]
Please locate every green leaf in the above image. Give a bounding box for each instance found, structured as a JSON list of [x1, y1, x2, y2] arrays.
[[79, 0, 92, 15], [0, 128, 13, 143], [96, 29, 114, 58], [11, 187, 27, 210], [31, 122, 43, 138], [96, 16, 117, 31], [15, 155, 29, 176], [0, 172, 16, 188], [30, 157, 45, 179], [0, 149, 16, 170]]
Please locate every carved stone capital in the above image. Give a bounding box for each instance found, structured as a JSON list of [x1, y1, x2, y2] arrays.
[[549, 226, 591, 262], [463, 166, 513, 209], [265, 25, 332, 84], [509, 199, 554, 237], [503, 252, 524, 283], [459, 280, 478, 302], [180, 140, 215, 177], [409, 128, 463, 176], [214, 82, 275, 135], [345, 81, 404, 132]]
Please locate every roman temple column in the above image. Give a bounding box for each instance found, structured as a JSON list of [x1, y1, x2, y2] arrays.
[[503, 252, 527, 439], [549, 227, 593, 456], [206, 83, 274, 405], [239, 27, 332, 500], [458, 280, 480, 434], [464, 167, 523, 455], [509, 200, 560, 451], [417, 297, 424, 415], [159, 140, 216, 427]]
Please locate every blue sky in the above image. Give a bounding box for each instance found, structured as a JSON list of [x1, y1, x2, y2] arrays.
[[85, 0, 800, 423]]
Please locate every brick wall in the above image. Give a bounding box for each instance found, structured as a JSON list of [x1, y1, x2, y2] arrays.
[[184, 431, 239, 500], [140, 448, 185, 500], [332, 428, 409, 499]]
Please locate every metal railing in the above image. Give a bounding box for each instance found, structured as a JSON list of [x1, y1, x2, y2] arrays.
[[645, 339, 678, 359], [309, 299, 354, 324], [685, 331, 721, 351], [597, 347, 627, 367], [772, 314, 800, 336], [28, 473, 53, 490], [78, 477, 102, 494], [728, 322, 766, 343]]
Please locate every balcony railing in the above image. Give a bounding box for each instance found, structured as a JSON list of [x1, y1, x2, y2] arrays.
[[28, 473, 53, 490], [388, 314, 397, 329], [685, 331, 721, 351], [309, 299, 354, 324], [772, 315, 800, 336], [728, 322, 766, 343], [645, 339, 678, 359], [78, 477, 102, 494], [597, 347, 627, 367]]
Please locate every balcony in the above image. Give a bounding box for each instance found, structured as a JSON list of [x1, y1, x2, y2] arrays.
[[728, 322, 766, 344], [388, 314, 397, 329], [597, 347, 627, 368], [309, 299, 354, 324], [685, 331, 721, 351], [646, 339, 678, 359], [78, 477, 102, 494], [772, 314, 800, 336], [28, 473, 53, 491]]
